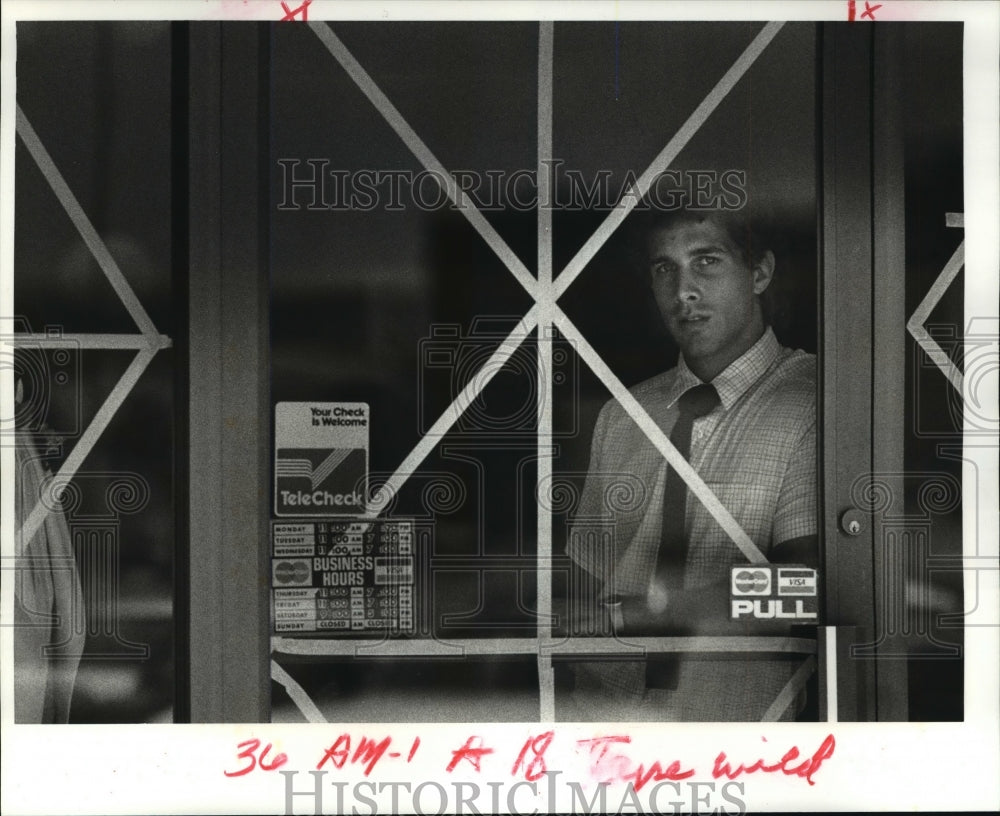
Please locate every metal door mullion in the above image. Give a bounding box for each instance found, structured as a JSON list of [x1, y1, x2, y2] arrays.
[[871, 24, 909, 721], [820, 23, 878, 721], [187, 22, 270, 723]]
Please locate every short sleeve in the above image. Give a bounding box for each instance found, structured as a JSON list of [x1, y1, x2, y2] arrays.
[[772, 418, 817, 544]]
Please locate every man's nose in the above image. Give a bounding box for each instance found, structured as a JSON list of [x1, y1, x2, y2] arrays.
[[675, 267, 700, 302]]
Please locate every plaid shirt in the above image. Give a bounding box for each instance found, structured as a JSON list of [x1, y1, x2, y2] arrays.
[[564, 328, 817, 721]]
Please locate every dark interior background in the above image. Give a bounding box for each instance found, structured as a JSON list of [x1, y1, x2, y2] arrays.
[[900, 23, 965, 721], [15, 21, 175, 723]]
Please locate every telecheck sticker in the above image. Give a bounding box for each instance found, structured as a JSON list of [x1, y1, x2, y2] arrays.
[[274, 402, 369, 517]]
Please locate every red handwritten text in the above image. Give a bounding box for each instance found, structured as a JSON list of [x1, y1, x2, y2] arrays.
[[848, 0, 882, 21], [317, 734, 393, 776], [578, 735, 695, 792], [712, 733, 836, 786], [862, 2, 882, 20], [446, 735, 494, 773], [511, 731, 554, 782], [224, 738, 288, 777], [279, 0, 311, 21], [222, 729, 838, 791]]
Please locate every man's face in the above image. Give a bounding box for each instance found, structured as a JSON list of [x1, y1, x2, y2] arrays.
[[646, 216, 773, 382]]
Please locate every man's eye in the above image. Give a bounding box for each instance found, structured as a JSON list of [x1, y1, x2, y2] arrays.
[[652, 263, 674, 278], [695, 256, 718, 267]]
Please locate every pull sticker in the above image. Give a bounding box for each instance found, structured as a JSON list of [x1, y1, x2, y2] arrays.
[[730, 565, 819, 620]]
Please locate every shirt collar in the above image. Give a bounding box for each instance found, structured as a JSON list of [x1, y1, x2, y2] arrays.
[[663, 327, 781, 411]]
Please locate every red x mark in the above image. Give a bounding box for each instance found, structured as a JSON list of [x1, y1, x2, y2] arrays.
[[861, 2, 882, 19], [847, 0, 882, 21], [280, 0, 311, 21]]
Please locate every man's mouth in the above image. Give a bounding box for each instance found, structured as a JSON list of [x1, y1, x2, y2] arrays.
[[677, 314, 709, 325]]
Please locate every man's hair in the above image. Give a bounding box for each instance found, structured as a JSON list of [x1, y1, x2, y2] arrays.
[[634, 205, 772, 267]]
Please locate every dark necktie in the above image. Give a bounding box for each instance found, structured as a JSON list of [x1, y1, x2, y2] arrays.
[[654, 382, 720, 589], [647, 382, 719, 689]]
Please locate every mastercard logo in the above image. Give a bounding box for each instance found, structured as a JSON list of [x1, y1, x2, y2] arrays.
[[733, 568, 770, 595], [274, 560, 311, 585]]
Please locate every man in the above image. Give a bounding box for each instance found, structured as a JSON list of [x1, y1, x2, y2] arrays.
[[564, 205, 817, 721]]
